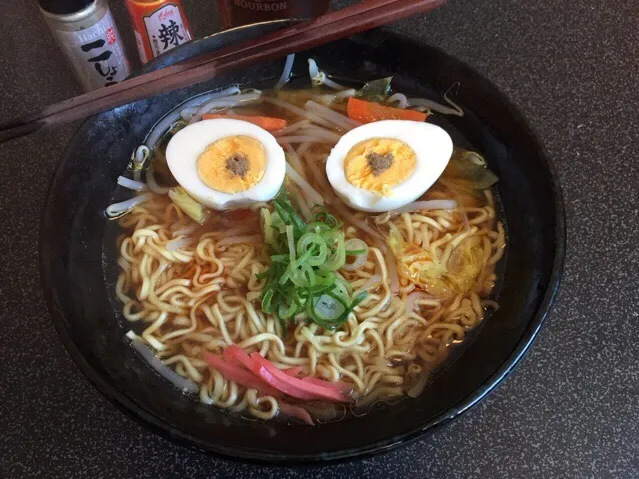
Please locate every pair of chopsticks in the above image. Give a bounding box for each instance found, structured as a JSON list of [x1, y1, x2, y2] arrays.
[[0, 0, 446, 143]]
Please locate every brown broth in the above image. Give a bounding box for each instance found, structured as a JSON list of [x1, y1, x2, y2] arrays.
[[106, 86, 507, 425]]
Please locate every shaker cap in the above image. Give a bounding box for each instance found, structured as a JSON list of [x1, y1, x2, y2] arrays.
[[39, 0, 95, 15]]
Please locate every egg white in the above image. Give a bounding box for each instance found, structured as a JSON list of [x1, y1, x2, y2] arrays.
[[165, 119, 286, 210], [325, 120, 453, 212]]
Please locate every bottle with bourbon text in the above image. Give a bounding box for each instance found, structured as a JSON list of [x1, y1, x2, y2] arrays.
[[217, 0, 331, 29]]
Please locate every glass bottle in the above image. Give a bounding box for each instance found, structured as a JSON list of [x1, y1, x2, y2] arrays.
[[125, 0, 193, 64], [216, 0, 331, 30], [38, 0, 131, 92]]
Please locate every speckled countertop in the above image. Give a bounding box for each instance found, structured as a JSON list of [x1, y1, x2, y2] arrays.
[[1, 0, 637, 477]]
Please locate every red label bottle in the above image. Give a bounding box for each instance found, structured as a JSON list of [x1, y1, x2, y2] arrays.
[[125, 0, 192, 63]]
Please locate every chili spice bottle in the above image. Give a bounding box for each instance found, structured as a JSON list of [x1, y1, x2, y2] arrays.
[[125, 0, 193, 64]]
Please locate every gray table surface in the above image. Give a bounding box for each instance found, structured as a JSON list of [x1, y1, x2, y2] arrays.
[[1, 0, 638, 477]]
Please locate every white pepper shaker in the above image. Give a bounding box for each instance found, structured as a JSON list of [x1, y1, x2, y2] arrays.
[[39, 0, 131, 92]]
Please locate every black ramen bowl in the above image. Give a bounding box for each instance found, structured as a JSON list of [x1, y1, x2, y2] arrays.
[[40, 21, 565, 463]]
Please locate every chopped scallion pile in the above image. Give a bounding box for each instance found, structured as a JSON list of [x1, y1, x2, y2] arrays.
[[258, 192, 366, 330]]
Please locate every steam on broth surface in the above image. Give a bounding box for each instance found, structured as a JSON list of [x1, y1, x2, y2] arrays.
[[109, 56, 506, 425]]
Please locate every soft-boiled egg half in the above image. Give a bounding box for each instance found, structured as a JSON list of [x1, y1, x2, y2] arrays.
[[325, 120, 453, 212], [166, 119, 286, 210]]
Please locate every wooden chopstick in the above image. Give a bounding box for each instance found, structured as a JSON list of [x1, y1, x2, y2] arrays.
[[0, 0, 445, 143], [22, 0, 402, 125]]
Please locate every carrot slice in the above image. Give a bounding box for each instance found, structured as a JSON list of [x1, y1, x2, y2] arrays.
[[202, 113, 288, 132], [278, 402, 314, 426], [346, 97, 427, 123], [202, 352, 281, 397], [250, 353, 351, 402]]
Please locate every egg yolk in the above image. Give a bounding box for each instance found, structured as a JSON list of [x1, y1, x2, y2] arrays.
[[196, 135, 266, 193], [343, 138, 416, 195]]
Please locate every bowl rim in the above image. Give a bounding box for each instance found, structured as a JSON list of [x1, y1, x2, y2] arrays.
[[39, 21, 566, 464]]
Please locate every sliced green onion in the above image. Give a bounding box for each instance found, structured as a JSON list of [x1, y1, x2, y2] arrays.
[[257, 191, 367, 331], [313, 293, 347, 322], [343, 238, 369, 271], [261, 208, 274, 245], [261, 288, 275, 314], [296, 232, 328, 267], [290, 262, 316, 288], [323, 235, 346, 271], [278, 297, 298, 320], [286, 225, 296, 264], [278, 268, 292, 285], [292, 245, 317, 269]]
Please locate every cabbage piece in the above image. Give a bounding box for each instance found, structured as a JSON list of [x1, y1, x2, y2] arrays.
[[388, 224, 484, 299], [445, 236, 484, 293], [168, 187, 210, 224], [446, 148, 499, 190], [356, 77, 393, 103]]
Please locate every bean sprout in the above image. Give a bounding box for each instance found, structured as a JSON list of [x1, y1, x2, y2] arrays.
[[106, 192, 154, 219], [146, 165, 171, 195], [117, 176, 148, 192], [190, 91, 261, 123], [389, 200, 457, 216], [127, 333, 198, 393], [387, 93, 409, 108], [305, 100, 361, 130], [274, 54, 295, 90], [308, 59, 347, 90], [285, 163, 324, 206], [407, 84, 464, 116]]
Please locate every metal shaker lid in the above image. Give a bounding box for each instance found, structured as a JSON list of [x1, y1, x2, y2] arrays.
[[38, 0, 95, 15]]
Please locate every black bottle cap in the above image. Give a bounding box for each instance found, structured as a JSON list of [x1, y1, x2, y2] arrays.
[[39, 0, 95, 15]]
